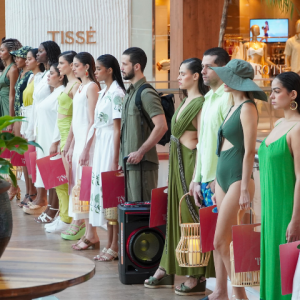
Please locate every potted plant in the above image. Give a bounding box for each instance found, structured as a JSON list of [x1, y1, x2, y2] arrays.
[[0, 115, 40, 258]]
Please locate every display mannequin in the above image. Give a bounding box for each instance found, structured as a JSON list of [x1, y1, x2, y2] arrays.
[[284, 19, 300, 74], [244, 25, 275, 86]]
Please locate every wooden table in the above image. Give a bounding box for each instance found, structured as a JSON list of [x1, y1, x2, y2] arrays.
[[0, 248, 95, 300]]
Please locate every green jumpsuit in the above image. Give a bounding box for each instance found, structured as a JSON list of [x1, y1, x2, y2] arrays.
[[0, 63, 14, 117]]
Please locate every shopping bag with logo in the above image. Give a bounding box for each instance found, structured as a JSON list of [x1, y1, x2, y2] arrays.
[[230, 208, 261, 287], [149, 186, 168, 228], [79, 166, 92, 202], [10, 151, 26, 166], [29, 152, 37, 182], [36, 154, 68, 189], [24, 145, 35, 175], [279, 241, 300, 295], [0, 148, 11, 159], [199, 205, 218, 253], [101, 170, 125, 209]]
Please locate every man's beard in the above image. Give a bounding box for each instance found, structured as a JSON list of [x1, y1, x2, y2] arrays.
[[123, 68, 135, 80]]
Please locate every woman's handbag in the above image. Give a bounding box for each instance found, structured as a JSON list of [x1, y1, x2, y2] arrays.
[[175, 193, 211, 267], [230, 208, 260, 287], [72, 166, 89, 214]]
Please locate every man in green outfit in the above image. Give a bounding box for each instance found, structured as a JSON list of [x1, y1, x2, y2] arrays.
[[189, 47, 230, 300], [120, 47, 167, 202]]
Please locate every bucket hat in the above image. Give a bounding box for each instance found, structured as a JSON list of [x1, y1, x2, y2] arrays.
[[10, 46, 32, 59], [210, 59, 267, 102]]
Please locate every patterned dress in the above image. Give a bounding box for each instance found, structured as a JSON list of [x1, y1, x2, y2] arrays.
[[14, 70, 32, 116], [88, 80, 124, 226]]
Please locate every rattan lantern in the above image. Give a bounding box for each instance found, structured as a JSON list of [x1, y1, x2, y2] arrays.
[[104, 207, 118, 225], [230, 208, 260, 287], [72, 168, 89, 214], [175, 193, 211, 267]]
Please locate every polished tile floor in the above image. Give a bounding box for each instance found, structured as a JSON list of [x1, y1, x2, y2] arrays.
[[9, 181, 259, 300]]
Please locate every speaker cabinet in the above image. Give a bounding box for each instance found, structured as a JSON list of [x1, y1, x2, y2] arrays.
[[118, 203, 165, 284]]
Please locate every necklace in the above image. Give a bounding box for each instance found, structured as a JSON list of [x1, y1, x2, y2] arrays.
[[78, 83, 85, 93]]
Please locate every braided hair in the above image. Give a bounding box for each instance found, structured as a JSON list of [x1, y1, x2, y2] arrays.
[[40, 40, 61, 65], [1, 38, 22, 52]]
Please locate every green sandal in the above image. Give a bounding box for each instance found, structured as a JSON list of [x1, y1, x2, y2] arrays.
[[61, 223, 86, 241], [174, 278, 206, 296], [144, 268, 174, 289]]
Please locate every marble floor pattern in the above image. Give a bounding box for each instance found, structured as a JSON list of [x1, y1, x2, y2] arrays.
[[8, 181, 259, 300]]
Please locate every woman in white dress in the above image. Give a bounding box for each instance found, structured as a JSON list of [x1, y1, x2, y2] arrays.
[[23, 41, 61, 216], [64, 52, 100, 245], [86, 54, 125, 259]]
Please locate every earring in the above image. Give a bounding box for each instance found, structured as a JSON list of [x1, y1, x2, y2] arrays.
[[85, 70, 89, 77], [290, 100, 298, 111]]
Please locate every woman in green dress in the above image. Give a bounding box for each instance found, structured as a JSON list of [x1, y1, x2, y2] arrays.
[[144, 58, 215, 296], [0, 38, 21, 121], [258, 72, 300, 300]]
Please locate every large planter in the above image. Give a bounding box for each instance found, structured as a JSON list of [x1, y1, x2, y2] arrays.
[[0, 180, 13, 259]]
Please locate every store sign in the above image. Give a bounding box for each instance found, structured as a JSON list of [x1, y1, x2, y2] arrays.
[[253, 64, 285, 76], [47, 27, 96, 44]]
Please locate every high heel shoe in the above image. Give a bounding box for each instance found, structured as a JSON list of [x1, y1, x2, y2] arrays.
[[8, 186, 21, 201]]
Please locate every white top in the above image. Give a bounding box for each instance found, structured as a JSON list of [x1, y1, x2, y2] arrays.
[[26, 71, 51, 141], [248, 47, 264, 57], [285, 36, 300, 73], [87, 80, 124, 142]]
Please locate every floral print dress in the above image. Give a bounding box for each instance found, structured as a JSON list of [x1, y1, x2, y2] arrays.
[[14, 70, 32, 116], [88, 80, 124, 226]]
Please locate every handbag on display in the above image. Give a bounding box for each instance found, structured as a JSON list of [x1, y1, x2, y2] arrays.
[[279, 241, 300, 296], [36, 153, 68, 190], [230, 208, 261, 287], [149, 186, 168, 228], [72, 166, 89, 214]]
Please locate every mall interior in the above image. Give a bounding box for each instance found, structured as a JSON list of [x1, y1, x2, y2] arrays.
[[0, 0, 300, 299]]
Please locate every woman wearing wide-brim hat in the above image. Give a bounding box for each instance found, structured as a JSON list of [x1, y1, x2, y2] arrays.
[[208, 59, 267, 300]]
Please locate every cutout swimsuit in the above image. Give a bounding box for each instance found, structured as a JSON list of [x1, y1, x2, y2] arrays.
[[216, 100, 257, 193]]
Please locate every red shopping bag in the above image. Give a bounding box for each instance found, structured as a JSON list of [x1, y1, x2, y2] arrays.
[[101, 170, 125, 209], [149, 186, 168, 228], [280, 241, 300, 295], [0, 148, 11, 159], [232, 209, 261, 273], [10, 151, 26, 166], [79, 166, 92, 202], [29, 152, 37, 182], [36, 154, 68, 190], [199, 205, 218, 252], [24, 145, 35, 175]]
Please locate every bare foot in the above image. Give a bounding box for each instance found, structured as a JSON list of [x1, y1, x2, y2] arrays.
[[207, 291, 230, 300]]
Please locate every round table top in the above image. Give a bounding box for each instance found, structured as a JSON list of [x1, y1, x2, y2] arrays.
[[0, 247, 95, 300]]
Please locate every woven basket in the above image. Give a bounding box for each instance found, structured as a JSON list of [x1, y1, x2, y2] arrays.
[[72, 167, 89, 214], [104, 207, 118, 225], [175, 193, 211, 267], [230, 208, 260, 287]]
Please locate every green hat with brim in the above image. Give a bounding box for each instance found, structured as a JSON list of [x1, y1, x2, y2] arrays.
[[210, 59, 268, 102], [10, 46, 32, 59]]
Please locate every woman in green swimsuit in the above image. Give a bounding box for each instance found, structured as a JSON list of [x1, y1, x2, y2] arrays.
[[258, 72, 300, 300], [211, 59, 267, 300], [144, 58, 215, 296]]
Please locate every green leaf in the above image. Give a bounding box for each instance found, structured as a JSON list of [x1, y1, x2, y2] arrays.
[[0, 159, 13, 168], [5, 137, 29, 154], [28, 141, 43, 152], [298, 244, 300, 249], [0, 131, 15, 141], [9, 168, 17, 187], [0, 116, 25, 130], [0, 165, 10, 174]]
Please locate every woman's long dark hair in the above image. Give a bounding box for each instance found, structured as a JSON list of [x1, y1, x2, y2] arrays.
[[75, 52, 100, 88], [41, 40, 61, 65], [180, 58, 209, 98], [28, 48, 45, 72], [276, 72, 300, 114], [50, 63, 68, 87], [97, 54, 125, 93], [59, 50, 77, 64]]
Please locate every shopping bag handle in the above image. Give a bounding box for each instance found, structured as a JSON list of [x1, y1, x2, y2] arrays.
[[237, 208, 256, 225], [178, 193, 191, 225]]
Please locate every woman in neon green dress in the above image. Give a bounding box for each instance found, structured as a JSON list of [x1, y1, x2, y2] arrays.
[[145, 58, 215, 296], [258, 72, 300, 300]]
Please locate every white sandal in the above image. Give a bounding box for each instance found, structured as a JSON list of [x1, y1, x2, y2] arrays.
[[98, 248, 118, 262], [35, 208, 59, 224], [93, 247, 108, 260]]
